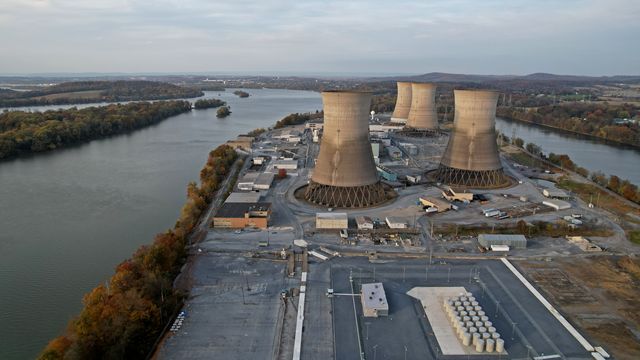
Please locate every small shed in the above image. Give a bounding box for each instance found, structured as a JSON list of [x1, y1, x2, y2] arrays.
[[385, 217, 408, 229], [478, 234, 527, 249], [361, 283, 389, 317], [356, 216, 374, 230], [316, 213, 348, 229]]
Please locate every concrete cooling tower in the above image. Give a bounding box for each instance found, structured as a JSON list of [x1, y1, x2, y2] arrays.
[[391, 82, 412, 123], [305, 91, 387, 208], [436, 90, 507, 188], [406, 83, 438, 130]]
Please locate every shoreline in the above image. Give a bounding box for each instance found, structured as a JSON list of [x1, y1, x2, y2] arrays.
[[497, 115, 640, 151]]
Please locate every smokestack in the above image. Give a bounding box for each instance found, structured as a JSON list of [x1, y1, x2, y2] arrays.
[[406, 83, 438, 130], [305, 91, 387, 208], [436, 90, 507, 188], [391, 82, 412, 123]]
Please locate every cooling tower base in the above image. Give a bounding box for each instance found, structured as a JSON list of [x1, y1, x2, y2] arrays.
[[399, 128, 440, 137], [304, 181, 388, 208], [435, 165, 509, 189]]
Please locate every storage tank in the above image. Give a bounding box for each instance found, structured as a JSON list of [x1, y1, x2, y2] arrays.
[[436, 90, 507, 188], [406, 83, 438, 130], [305, 91, 387, 207], [486, 339, 495, 352], [475, 339, 485, 352], [391, 82, 412, 123], [496, 338, 505, 352]]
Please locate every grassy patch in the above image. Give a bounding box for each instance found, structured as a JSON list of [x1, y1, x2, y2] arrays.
[[557, 177, 639, 220], [629, 230, 640, 245]]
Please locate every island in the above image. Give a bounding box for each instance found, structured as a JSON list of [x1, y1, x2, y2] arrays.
[[0, 101, 192, 160], [216, 106, 231, 118], [0, 80, 204, 107], [233, 90, 250, 98], [193, 98, 226, 109]]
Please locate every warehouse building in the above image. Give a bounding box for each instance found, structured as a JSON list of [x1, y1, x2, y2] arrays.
[[478, 234, 527, 249], [225, 192, 263, 203], [237, 172, 260, 191], [419, 197, 452, 213], [543, 199, 571, 211], [361, 283, 389, 317], [212, 202, 272, 229], [316, 212, 348, 229], [254, 172, 275, 190], [356, 216, 374, 230], [543, 188, 571, 199], [273, 159, 298, 170]]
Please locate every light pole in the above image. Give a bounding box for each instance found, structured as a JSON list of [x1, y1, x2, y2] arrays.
[[511, 321, 517, 340], [404, 345, 408, 360], [447, 267, 451, 283], [373, 344, 379, 360], [495, 300, 500, 318]]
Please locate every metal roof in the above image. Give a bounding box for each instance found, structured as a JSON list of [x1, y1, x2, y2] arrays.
[[316, 212, 348, 220]]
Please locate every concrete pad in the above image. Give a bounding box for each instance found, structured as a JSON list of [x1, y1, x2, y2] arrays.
[[408, 286, 494, 356]]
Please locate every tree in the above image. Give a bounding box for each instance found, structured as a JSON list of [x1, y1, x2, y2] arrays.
[[608, 175, 621, 192], [216, 106, 231, 118]]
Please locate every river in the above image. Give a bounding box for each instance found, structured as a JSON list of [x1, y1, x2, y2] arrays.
[[0, 89, 322, 360], [496, 117, 640, 184]]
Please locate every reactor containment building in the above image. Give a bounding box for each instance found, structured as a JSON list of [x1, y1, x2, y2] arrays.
[[305, 91, 387, 208], [436, 89, 507, 188]]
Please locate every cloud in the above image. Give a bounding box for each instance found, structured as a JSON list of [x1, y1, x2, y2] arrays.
[[0, 0, 638, 75]]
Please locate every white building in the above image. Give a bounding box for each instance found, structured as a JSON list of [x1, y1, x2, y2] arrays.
[[273, 159, 298, 170], [355, 216, 374, 230], [385, 216, 408, 229], [253, 172, 275, 190], [543, 199, 571, 211], [361, 283, 389, 317]]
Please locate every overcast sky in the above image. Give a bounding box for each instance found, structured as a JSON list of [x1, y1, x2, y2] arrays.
[[1, 0, 638, 76]]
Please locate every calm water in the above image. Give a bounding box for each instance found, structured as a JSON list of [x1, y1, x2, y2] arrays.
[[496, 117, 640, 184], [0, 89, 322, 359]]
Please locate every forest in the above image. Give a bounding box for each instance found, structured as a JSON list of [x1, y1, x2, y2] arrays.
[[193, 98, 226, 109], [0, 80, 203, 107], [0, 101, 192, 160], [497, 103, 639, 147], [38, 144, 238, 360]]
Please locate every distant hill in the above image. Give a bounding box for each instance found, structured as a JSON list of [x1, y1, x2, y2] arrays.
[[0, 80, 203, 107]]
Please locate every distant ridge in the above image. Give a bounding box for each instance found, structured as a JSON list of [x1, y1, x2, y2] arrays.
[[374, 72, 640, 83]]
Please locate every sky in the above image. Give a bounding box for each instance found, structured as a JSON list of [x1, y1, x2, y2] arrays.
[[1, 0, 639, 76]]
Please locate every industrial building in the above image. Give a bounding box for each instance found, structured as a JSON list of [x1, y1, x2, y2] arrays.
[[273, 159, 298, 170], [225, 192, 263, 203], [355, 216, 374, 230], [386, 146, 402, 160], [478, 234, 527, 249], [436, 90, 507, 188], [237, 172, 260, 191], [543, 188, 570, 199], [543, 199, 571, 211], [361, 283, 389, 317], [442, 187, 474, 202], [419, 197, 452, 212], [385, 217, 408, 229], [316, 212, 348, 229], [406, 83, 438, 130], [212, 202, 271, 229], [377, 165, 397, 182], [305, 91, 387, 208], [391, 82, 412, 123], [253, 172, 275, 190]]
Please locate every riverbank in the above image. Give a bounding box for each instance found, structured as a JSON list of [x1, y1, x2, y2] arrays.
[[497, 112, 640, 150]]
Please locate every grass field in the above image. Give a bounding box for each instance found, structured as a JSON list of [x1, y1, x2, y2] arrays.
[[556, 177, 640, 221]]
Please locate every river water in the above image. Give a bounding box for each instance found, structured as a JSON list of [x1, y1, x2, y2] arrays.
[[496, 117, 640, 184], [0, 89, 322, 359]]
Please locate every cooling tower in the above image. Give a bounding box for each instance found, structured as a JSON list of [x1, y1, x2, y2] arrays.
[[391, 82, 412, 123], [305, 91, 387, 208], [436, 90, 507, 188], [406, 83, 438, 130]]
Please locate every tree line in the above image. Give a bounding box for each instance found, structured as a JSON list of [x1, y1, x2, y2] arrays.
[[510, 138, 640, 204], [497, 103, 639, 147], [0, 81, 203, 107], [38, 144, 238, 360], [273, 111, 323, 129], [0, 101, 192, 160], [193, 98, 226, 109]]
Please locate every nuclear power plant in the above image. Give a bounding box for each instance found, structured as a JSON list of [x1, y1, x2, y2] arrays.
[[304, 91, 387, 208], [436, 89, 507, 188], [391, 82, 412, 123], [406, 83, 438, 130]]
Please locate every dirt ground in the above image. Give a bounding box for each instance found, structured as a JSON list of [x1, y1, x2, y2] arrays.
[[518, 255, 640, 360]]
